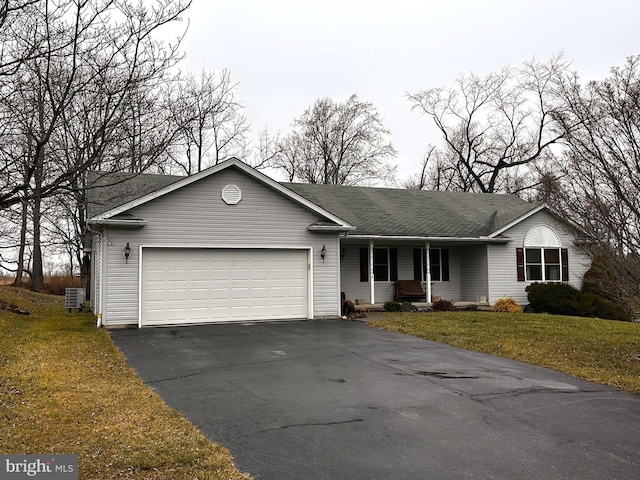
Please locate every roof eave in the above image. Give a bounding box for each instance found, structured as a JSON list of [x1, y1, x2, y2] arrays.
[[308, 225, 357, 232], [487, 204, 547, 238], [88, 219, 148, 228], [342, 234, 511, 244]]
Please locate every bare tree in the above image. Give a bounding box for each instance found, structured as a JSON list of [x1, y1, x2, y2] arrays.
[[270, 94, 397, 185], [400, 145, 437, 190], [408, 55, 569, 194], [0, 0, 40, 77], [0, 0, 191, 290], [169, 69, 249, 175], [551, 55, 640, 315]]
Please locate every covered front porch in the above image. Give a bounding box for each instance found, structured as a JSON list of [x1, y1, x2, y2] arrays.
[[338, 238, 503, 307]]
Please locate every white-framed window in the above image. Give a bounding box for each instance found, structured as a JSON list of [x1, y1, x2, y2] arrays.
[[525, 248, 561, 282], [519, 224, 567, 283]]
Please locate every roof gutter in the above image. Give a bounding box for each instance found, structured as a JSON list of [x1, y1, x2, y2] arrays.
[[308, 225, 357, 232], [341, 234, 511, 244], [88, 219, 148, 228]]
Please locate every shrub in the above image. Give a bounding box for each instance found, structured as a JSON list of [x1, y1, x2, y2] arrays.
[[432, 299, 457, 312], [493, 297, 523, 313], [525, 282, 629, 321], [384, 301, 403, 312]]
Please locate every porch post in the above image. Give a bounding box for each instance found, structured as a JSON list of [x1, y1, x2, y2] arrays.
[[425, 241, 432, 302], [369, 240, 375, 304]]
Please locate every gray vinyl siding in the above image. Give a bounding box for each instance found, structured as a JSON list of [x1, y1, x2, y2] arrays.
[[100, 168, 340, 326], [460, 244, 488, 302], [487, 211, 591, 305], [432, 247, 461, 301]]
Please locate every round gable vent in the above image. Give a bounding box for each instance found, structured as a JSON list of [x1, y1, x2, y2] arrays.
[[221, 184, 242, 205]]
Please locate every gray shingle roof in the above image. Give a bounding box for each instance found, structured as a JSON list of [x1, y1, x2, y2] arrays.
[[86, 168, 539, 238], [283, 183, 539, 238], [86, 171, 183, 219]]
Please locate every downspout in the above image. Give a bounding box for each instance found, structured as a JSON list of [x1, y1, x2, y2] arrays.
[[425, 241, 432, 302], [369, 240, 375, 304]]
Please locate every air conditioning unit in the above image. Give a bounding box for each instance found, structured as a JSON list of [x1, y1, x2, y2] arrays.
[[65, 288, 86, 312]]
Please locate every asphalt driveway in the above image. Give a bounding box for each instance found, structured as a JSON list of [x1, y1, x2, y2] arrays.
[[111, 319, 640, 480]]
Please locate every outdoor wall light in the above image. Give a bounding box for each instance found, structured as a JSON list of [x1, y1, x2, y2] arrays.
[[340, 247, 345, 262], [320, 245, 326, 263], [124, 242, 131, 264]]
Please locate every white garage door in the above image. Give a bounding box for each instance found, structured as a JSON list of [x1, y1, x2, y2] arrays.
[[141, 248, 309, 326]]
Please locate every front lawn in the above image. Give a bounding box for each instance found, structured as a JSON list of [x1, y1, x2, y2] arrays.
[[370, 311, 640, 395], [0, 286, 251, 480]]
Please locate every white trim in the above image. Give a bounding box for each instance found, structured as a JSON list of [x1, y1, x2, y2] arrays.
[[307, 248, 314, 320], [308, 224, 357, 232], [138, 243, 314, 250], [369, 241, 375, 304], [100, 232, 107, 322], [425, 241, 431, 302], [488, 204, 547, 238], [137, 244, 315, 327], [335, 235, 342, 315], [88, 219, 147, 227], [137, 244, 143, 328], [485, 243, 492, 305], [90, 158, 354, 231], [346, 234, 511, 243], [524, 246, 563, 282]]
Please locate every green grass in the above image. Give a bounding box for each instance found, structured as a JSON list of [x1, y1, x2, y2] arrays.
[[370, 311, 640, 395], [0, 286, 251, 480]]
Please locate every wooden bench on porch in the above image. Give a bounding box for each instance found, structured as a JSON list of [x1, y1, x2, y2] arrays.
[[393, 280, 427, 302]]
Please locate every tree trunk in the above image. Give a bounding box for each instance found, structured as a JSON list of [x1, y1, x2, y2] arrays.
[[30, 133, 45, 292], [12, 198, 28, 287], [30, 193, 44, 292]]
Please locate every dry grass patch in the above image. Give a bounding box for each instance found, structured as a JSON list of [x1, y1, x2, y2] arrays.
[[370, 311, 640, 395], [0, 286, 251, 480]]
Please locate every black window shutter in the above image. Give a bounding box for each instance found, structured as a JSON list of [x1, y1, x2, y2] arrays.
[[413, 249, 422, 280], [516, 248, 525, 282], [359, 248, 368, 282], [441, 249, 450, 281], [561, 248, 569, 282], [390, 248, 398, 282]]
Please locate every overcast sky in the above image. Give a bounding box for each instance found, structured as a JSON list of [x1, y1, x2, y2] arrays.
[[173, 0, 640, 182]]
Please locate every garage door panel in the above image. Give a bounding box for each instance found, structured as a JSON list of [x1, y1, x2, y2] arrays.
[[189, 288, 209, 301], [189, 307, 210, 319], [167, 288, 188, 301], [231, 286, 250, 298], [141, 248, 309, 326], [250, 287, 268, 298], [168, 250, 189, 262], [211, 287, 230, 299], [190, 269, 210, 282]]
